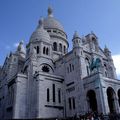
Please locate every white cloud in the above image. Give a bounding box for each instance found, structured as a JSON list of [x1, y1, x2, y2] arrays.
[[13, 42, 19, 48], [112, 55, 120, 77]]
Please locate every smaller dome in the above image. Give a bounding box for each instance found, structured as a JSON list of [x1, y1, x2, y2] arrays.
[[30, 18, 50, 43]]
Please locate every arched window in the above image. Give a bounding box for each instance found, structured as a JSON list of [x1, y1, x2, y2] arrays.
[[104, 64, 107, 77], [73, 97, 75, 109], [64, 46, 66, 54], [53, 84, 55, 102], [69, 64, 72, 72], [67, 67, 69, 73], [43, 47, 46, 54], [85, 58, 90, 76], [68, 98, 72, 110], [59, 43, 62, 52], [58, 89, 61, 103], [92, 37, 98, 51], [53, 42, 57, 51], [47, 88, 50, 102], [37, 46, 39, 54], [46, 48, 49, 55], [72, 65, 74, 71]]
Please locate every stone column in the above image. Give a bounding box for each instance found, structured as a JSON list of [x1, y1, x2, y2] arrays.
[[95, 87, 103, 113], [97, 73, 109, 114], [102, 88, 110, 114]]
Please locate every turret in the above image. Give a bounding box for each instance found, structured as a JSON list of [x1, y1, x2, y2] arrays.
[[72, 31, 82, 48], [86, 32, 99, 52], [72, 31, 83, 57], [16, 41, 26, 58], [104, 45, 112, 60], [25, 18, 54, 75], [104, 45, 117, 79], [27, 18, 52, 60]]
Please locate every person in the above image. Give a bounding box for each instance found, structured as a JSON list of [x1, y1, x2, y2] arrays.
[[93, 111, 99, 120], [99, 113, 104, 120], [73, 113, 77, 120]]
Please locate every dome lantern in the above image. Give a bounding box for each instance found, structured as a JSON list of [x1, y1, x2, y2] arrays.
[[48, 6, 53, 17], [43, 6, 64, 32]]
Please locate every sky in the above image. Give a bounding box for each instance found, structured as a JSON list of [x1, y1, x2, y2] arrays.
[[0, 0, 120, 78]]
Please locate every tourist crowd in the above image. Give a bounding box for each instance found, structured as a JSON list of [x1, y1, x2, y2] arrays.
[[55, 112, 120, 120]]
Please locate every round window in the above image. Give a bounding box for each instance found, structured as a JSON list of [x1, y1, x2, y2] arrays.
[[42, 66, 49, 72]]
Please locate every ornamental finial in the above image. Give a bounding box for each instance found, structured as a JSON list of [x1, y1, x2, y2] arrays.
[[48, 6, 53, 17], [39, 18, 44, 28]]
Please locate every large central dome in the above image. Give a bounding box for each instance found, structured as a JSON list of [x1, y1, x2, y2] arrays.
[[43, 7, 64, 32]]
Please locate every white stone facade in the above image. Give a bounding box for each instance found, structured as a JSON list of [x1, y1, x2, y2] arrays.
[[0, 7, 120, 119]]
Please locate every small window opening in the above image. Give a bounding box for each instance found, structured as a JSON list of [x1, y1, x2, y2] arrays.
[[46, 48, 49, 55], [73, 97, 75, 109], [69, 98, 72, 110], [43, 47, 46, 54], [42, 66, 49, 72], [47, 30, 51, 32], [53, 30, 57, 33], [37, 46, 39, 54], [58, 89, 61, 103], [47, 88, 50, 102], [59, 43, 62, 52], [53, 84, 55, 102], [64, 46, 66, 54]]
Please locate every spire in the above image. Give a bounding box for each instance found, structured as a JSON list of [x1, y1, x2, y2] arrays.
[[104, 45, 112, 59], [104, 45, 107, 49], [104, 45, 110, 52], [17, 40, 26, 54], [72, 31, 82, 48], [48, 6, 53, 17], [38, 18, 44, 28], [91, 31, 94, 34], [73, 31, 80, 39]]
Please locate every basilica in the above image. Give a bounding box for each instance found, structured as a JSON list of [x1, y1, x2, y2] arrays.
[[0, 7, 120, 119]]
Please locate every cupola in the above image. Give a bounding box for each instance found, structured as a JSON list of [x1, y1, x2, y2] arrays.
[[16, 41, 26, 58], [30, 18, 50, 43], [72, 31, 81, 48]]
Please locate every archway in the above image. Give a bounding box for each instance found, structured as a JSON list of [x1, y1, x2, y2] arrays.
[[118, 89, 120, 106], [87, 90, 98, 112], [107, 87, 116, 113]]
